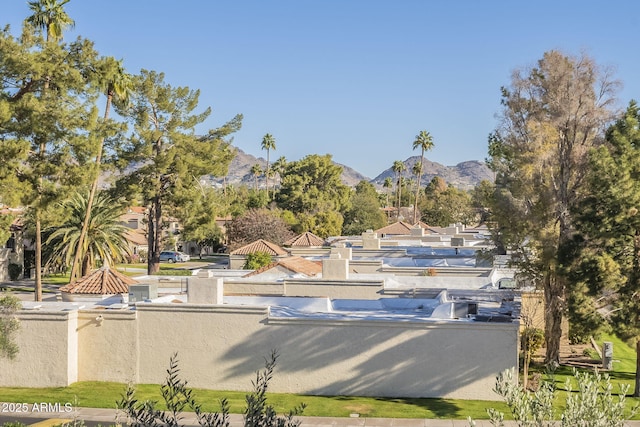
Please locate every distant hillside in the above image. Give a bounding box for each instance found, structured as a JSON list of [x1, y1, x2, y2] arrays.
[[371, 157, 493, 190], [204, 148, 492, 190]]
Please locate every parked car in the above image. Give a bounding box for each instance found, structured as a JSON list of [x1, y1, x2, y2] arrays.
[[159, 251, 190, 263]]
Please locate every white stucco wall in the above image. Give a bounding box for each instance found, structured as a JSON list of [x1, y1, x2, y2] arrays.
[[1, 302, 518, 401], [133, 303, 517, 400], [76, 310, 139, 383], [0, 310, 77, 387]]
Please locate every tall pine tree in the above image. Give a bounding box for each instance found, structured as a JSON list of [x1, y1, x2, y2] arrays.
[[114, 70, 240, 274], [572, 101, 640, 395]]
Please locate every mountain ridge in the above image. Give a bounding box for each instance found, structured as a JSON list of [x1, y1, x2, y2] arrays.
[[206, 148, 492, 190]]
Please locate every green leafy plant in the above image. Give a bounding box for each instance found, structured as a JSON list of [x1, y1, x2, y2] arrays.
[[243, 252, 273, 270], [0, 293, 21, 359], [244, 350, 306, 427], [469, 367, 637, 426], [117, 350, 304, 427]]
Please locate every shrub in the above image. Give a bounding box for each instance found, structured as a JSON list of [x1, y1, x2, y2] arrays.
[[7, 263, 22, 281], [468, 367, 637, 427], [117, 350, 305, 427], [0, 293, 21, 359], [243, 252, 273, 270]]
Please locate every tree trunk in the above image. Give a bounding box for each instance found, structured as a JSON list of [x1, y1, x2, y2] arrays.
[[147, 198, 162, 275], [69, 94, 113, 283], [414, 152, 424, 224], [266, 150, 270, 200], [34, 213, 42, 302], [523, 337, 529, 391], [544, 270, 563, 364], [397, 175, 402, 216]]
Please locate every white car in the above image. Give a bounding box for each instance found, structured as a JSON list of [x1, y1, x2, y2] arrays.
[[159, 251, 190, 263]]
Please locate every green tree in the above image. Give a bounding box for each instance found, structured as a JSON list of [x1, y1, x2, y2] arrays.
[[0, 19, 101, 300], [261, 133, 276, 199], [69, 57, 132, 283], [243, 251, 273, 270], [276, 154, 350, 236], [420, 177, 474, 227], [488, 50, 619, 363], [571, 102, 640, 395], [44, 191, 131, 276], [174, 181, 225, 259], [310, 210, 344, 238], [0, 293, 21, 360], [114, 70, 240, 274], [342, 181, 387, 235], [392, 160, 406, 213], [470, 180, 495, 226], [412, 130, 434, 223]]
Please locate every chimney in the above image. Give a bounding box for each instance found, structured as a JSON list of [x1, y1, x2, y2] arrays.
[[330, 243, 352, 260], [188, 273, 224, 304], [322, 253, 349, 280], [361, 229, 380, 249]]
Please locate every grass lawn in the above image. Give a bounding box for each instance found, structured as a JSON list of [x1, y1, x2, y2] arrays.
[[0, 382, 510, 420]]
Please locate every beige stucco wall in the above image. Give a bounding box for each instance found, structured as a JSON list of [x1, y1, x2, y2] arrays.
[[76, 310, 139, 383], [284, 280, 384, 299], [133, 303, 517, 400], [1, 302, 518, 400], [224, 281, 285, 295], [0, 310, 77, 387]]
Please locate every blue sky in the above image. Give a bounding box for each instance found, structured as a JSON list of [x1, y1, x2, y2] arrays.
[[4, 1, 640, 178]]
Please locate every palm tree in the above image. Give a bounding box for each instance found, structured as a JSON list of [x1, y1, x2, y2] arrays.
[[44, 192, 131, 277], [25, 0, 74, 300], [392, 160, 406, 216], [69, 58, 132, 283], [250, 163, 262, 191], [272, 155, 287, 189], [261, 133, 276, 199], [412, 162, 421, 219], [412, 130, 435, 223], [26, 0, 74, 42], [383, 177, 393, 221]]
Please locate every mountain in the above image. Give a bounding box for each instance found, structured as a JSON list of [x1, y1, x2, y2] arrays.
[[371, 156, 494, 190], [205, 148, 492, 190]]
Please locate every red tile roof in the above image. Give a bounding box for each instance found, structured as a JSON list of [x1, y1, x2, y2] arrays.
[[59, 267, 139, 295], [243, 256, 322, 277], [230, 239, 288, 256], [375, 221, 414, 235], [284, 231, 326, 247]]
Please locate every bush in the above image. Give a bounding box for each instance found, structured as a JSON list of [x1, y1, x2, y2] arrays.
[[0, 293, 21, 360], [521, 328, 544, 357], [7, 263, 22, 281], [468, 367, 638, 426], [117, 350, 305, 427], [243, 252, 273, 270]]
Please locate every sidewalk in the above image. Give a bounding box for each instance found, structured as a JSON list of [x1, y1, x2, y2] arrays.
[[2, 406, 640, 427]]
